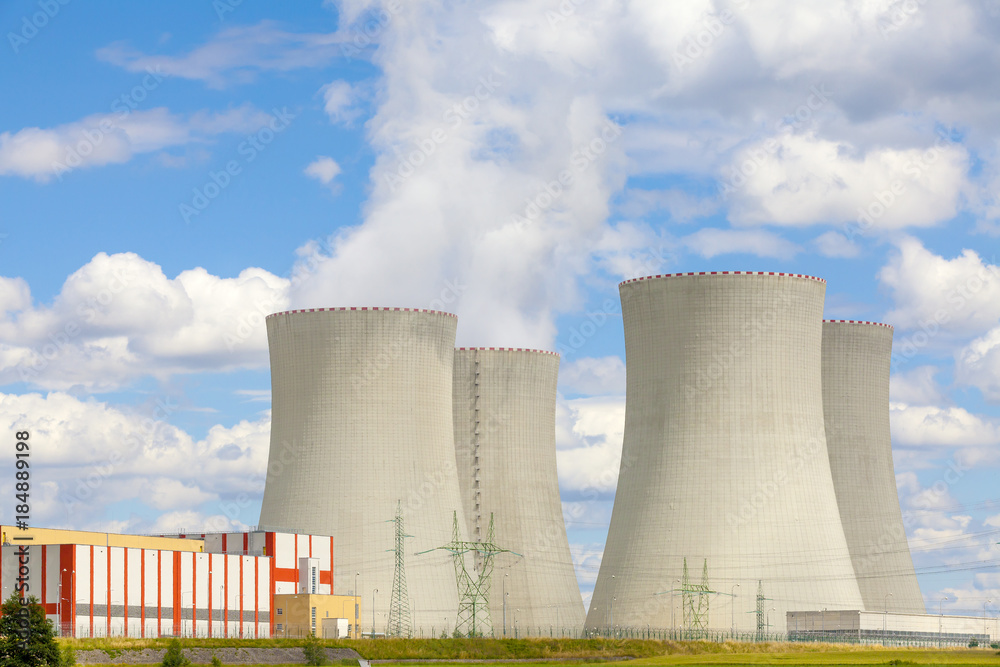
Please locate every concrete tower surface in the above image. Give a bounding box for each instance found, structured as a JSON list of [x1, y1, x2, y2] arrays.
[[258, 307, 470, 634], [452, 348, 585, 636], [822, 320, 925, 614], [587, 272, 865, 634]]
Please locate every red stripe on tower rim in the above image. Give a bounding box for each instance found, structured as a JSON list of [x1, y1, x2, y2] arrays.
[[823, 319, 894, 328], [619, 271, 827, 287], [266, 306, 459, 319]]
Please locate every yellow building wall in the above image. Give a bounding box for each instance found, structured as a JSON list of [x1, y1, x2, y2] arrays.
[[0, 525, 204, 552], [274, 594, 360, 638]]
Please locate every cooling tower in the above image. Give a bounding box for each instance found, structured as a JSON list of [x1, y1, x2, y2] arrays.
[[587, 272, 865, 634], [452, 348, 585, 636], [822, 320, 925, 614], [258, 307, 470, 634]]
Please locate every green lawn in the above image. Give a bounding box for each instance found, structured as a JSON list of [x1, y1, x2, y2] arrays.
[[60, 637, 1000, 666]]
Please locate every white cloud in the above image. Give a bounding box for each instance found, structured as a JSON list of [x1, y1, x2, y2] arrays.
[[813, 230, 860, 258], [890, 402, 1000, 447], [556, 396, 625, 499], [956, 326, 1000, 402], [0, 391, 271, 530], [616, 188, 718, 223], [591, 222, 674, 281], [879, 236, 1000, 335], [0, 252, 289, 390], [725, 133, 968, 228], [97, 22, 344, 88], [0, 104, 271, 182], [304, 155, 342, 189], [682, 227, 800, 259], [559, 356, 626, 396], [320, 80, 363, 125], [889, 366, 946, 406]]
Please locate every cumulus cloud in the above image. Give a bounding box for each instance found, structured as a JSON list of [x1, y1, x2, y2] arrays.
[[956, 326, 1000, 402], [890, 403, 1000, 461], [0, 252, 289, 390], [813, 231, 860, 258], [889, 366, 946, 406], [559, 356, 626, 396], [724, 133, 968, 228], [0, 104, 272, 182], [0, 391, 271, 530], [556, 396, 625, 500], [320, 80, 363, 125], [304, 155, 342, 189], [879, 236, 1000, 336]]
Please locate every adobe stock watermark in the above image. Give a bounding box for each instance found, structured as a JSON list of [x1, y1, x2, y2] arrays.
[[854, 458, 968, 578], [16, 266, 132, 383], [545, 0, 589, 28], [717, 83, 832, 202], [878, 0, 928, 37], [349, 278, 469, 388], [340, 0, 403, 58], [383, 72, 503, 193], [844, 129, 956, 242], [61, 396, 178, 517], [683, 290, 794, 397], [889, 260, 1000, 373], [51, 66, 166, 180], [725, 424, 826, 529], [179, 107, 296, 223], [7, 0, 70, 53], [511, 118, 623, 226], [672, 2, 753, 71]]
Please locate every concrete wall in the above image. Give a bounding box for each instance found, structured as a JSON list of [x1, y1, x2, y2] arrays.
[[453, 348, 584, 635], [587, 272, 864, 633], [822, 321, 925, 614], [258, 307, 469, 634]]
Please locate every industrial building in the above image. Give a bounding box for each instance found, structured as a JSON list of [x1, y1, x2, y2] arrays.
[[588, 272, 865, 634], [0, 526, 355, 638], [257, 307, 471, 635], [788, 610, 998, 645], [452, 347, 585, 635], [822, 320, 925, 614]]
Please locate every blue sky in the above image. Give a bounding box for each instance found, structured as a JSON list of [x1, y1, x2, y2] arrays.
[[1, 0, 999, 618]]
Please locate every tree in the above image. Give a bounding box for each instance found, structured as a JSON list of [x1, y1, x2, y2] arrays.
[[160, 639, 191, 667], [0, 592, 61, 667], [301, 633, 329, 666]]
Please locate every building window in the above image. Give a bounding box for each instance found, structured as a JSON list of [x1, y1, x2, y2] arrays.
[[311, 607, 317, 633], [277, 608, 283, 615]]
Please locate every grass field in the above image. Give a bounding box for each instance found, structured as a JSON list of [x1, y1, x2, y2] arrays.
[[59, 637, 1000, 666]]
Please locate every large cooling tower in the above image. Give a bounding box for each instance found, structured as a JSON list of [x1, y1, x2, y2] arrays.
[[822, 320, 925, 614], [587, 272, 865, 634], [452, 348, 585, 636], [258, 307, 470, 634]]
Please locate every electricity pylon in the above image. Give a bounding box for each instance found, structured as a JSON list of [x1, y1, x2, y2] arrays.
[[680, 558, 715, 636], [418, 511, 518, 637], [386, 501, 412, 638]]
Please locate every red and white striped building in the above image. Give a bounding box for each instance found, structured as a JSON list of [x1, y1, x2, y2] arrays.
[[0, 526, 334, 638]]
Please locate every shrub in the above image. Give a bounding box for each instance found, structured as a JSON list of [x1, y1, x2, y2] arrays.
[[211, 656, 223, 667], [160, 639, 191, 666], [302, 633, 329, 666]]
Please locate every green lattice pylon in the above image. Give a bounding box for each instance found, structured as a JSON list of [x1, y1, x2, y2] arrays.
[[680, 558, 712, 635], [386, 501, 413, 637], [417, 511, 518, 637]]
